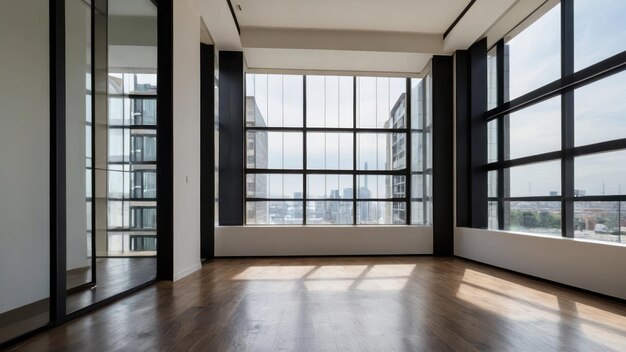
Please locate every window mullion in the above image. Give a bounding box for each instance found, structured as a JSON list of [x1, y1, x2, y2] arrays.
[[562, 0, 575, 237]]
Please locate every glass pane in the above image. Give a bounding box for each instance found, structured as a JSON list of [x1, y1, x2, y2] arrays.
[[575, 150, 626, 196], [505, 96, 561, 160], [357, 77, 406, 128], [246, 174, 303, 199], [488, 170, 498, 198], [506, 160, 561, 197], [245, 74, 303, 127], [574, 0, 626, 71], [357, 175, 406, 199], [246, 201, 303, 225], [575, 70, 626, 146], [505, 201, 561, 236], [487, 119, 498, 163], [411, 174, 423, 198], [505, 3, 560, 100], [488, 201, 499, 229], [356, 201, 406, 224], [574, 202, 624, 243], [357, 133, 406, 170], [307, 175, 352, 199], [306, 76, 353, 128], [306, 132, 353, 170], [487, 46, 498, 110], [246, 131, 302, 169], [411, 201, 425, 225], [307, 201, 353, 224]]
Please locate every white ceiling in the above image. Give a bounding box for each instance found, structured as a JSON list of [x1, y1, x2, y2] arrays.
[[244, 48, 433, 75], [195, 0, 527, 75], [234, 0, 471, 33], [108, 0, 156, 17]]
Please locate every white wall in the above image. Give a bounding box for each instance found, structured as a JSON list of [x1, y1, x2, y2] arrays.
[[455, 228, 626, 300], [0, 0, 50, 314], [172, 0, 202, 281], [216, 226, 433, 257]]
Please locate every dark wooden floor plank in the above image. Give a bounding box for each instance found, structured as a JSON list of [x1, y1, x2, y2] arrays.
[[7, 257, 626, 351]]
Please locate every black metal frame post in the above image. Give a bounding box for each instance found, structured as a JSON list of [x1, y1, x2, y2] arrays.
[[200, 43, 215, 259]]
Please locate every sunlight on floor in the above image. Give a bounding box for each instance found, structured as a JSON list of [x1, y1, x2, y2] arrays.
[[231, 264, 416, 292]]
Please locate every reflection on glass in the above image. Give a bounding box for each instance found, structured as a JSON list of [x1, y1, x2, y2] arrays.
[[575, 150, 626, 196], [356, 77, 406, 128], [410, 76, 432, 226], [307, 132, 352, 170], [356, 201, 405, 225], [357, 133, 406, 170], [574, 202, 625, 243], [246, 174, 303, 199], [574, 0, 626, 71], [505, 201, 561, 236], [307, 76, 353, 128], [507, 160, 561, 197], [487, 119, 498, 163], [307, 201, 353, 224], [357, 175, 406, 199], [487, 46, 498, 110], [246, 74, 303, 127], [505, 3, 560, 100], [488, 201, 499, 230], [488, 170, 498, 198], [246, 201, 304, 225], [575, 70, 626, 146], [65, 0, 158, 315], [505, 96, 561, 160], [247, 131, 303, 169], [307, 175, 352, 199]]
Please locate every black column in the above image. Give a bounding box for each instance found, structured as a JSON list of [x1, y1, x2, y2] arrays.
[[157, 0, 174, 280], [201, 44, 215, 258], [468, 38, 488, 228], [432, 56, 454, 256], [455, 51, 470, 228], [218, 51, 244, 226]]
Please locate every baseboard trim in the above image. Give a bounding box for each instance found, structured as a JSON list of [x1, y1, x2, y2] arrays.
[[173, 262, 202, 281]]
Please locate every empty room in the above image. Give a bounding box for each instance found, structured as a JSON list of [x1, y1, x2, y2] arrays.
[[1, 0, 626, 351]]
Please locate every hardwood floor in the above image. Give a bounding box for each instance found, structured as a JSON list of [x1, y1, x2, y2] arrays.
[[8, 257, 626, 351], [67, 257, 156, 314]]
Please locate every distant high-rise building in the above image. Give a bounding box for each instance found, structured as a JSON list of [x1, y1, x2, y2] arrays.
[[245, 97, 269, 223]]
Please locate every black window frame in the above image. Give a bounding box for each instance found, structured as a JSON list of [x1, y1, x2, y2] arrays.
[[485, 0, 626, 237], [244, 74, 434, 225]]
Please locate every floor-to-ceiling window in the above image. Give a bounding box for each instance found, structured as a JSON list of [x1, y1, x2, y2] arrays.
[[486, 0, 626, 243], [245, 73, 432, 225]]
